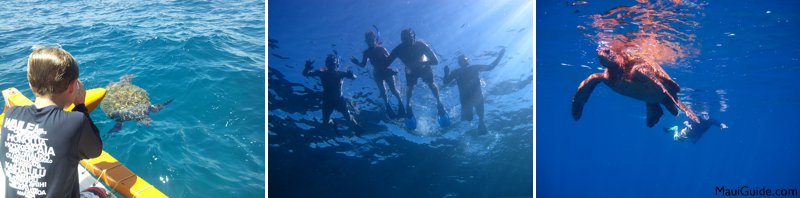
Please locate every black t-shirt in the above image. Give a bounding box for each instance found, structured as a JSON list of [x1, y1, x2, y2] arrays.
[[0, 104, 102, 198]]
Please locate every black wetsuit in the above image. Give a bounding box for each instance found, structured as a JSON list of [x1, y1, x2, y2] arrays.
[[0, 104, 102, 198], [389, 40, 438, 86], [686, 118, 724, 144], [444, 65, 492, 121], [303, 67, 356, 123]]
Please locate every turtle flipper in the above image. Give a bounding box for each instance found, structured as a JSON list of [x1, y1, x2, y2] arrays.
[[150, 99, 174, 113], [662, 99, 679, 116], [646, 103, 663, 127], [638, 67, 701, 124], [141, 117, 153, 126], [572, 73, 605, 120], [104, 121, 124, 139]]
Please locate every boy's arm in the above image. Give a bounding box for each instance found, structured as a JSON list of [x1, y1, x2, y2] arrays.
[[443, 65, 455, 86], [75, 104, 102, 159], [350, 52, 368, 67], [387, 46, 399, 66], [344, 69, 356, 80], [302, 60, 318, 77]]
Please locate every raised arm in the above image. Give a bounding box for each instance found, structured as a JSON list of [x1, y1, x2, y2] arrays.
[[350, 51, 368, 67], [75, 104, 102, 159], [302, 60, 319, 77], [479, 48, 506, 71]]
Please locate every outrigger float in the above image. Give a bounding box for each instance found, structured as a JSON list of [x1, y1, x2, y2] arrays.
[[0, 87, 167, 198]]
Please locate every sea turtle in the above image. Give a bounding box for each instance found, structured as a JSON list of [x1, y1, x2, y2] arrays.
[[101, 74, 173, 135], [571, 46, 701, 127]]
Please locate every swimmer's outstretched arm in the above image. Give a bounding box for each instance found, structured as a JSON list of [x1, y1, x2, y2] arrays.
[[387, 46, 399, 66], [350, 52, 368, 67], [343, 68, 356, 80], [302, 60, 320, 77], [479, 48, 506, 71]]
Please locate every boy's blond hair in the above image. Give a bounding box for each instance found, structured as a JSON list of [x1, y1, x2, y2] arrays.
[[27, 47, 79, 96]]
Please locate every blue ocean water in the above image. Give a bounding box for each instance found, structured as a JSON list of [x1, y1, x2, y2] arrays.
[[268, 0, 532, 197], [0, 1, 265, 197], [538, 0, 800, 197]]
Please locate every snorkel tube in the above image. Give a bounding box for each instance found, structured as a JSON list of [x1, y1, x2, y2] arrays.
[[372, 25, 382, 45]]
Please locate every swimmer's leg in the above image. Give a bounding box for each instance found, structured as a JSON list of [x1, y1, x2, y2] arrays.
[[405, 78, 416, 117], [476, 98, 487, 132], [422, 71, 445, 115], [460, 102, 473, 121], [337, 98, 363, 135], [386, 75, 405, 116], [322, 102, 334, 125], [375, 77, 395, 117]]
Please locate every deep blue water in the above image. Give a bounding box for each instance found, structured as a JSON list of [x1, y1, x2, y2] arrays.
[[0, 1, 265, 197], [268, 0, 532, 197], [538, 0, 800, 197]]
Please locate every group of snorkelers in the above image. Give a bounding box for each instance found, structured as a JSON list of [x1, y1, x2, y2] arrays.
[[302, 27, 505, 135]]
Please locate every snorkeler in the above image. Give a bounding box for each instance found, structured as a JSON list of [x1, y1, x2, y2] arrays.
[[303, 54, 364, 135], [387, 28, 449, 129], [443, 48, 506, 133], [667, 112, 727, 143], [351, 27, 405, 118]]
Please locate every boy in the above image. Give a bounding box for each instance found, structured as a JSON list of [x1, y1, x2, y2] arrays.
[[1, 47, 104, 198], [351, 29, 405, 118], [304, 54, 365, 135], [444, 48, 505, 133]]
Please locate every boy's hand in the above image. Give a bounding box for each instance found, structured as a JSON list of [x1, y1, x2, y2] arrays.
[[304, 60, 314, 69], [350, 56, 359, 65], [74, 80, 86, 105]]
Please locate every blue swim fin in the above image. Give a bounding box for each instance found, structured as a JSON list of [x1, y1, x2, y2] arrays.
[[405, 113, 417, 130]]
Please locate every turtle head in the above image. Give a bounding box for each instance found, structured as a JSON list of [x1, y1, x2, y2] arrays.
[[598, 47, 623, 70]]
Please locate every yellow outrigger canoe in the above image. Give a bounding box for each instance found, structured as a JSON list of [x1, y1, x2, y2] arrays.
[[0, 87, 167, 198]]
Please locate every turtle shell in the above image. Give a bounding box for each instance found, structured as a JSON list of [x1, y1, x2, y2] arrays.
[[101, 80, 152, 122]]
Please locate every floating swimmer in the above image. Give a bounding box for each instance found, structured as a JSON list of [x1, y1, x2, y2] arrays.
[[571, 45, 701, 127], [386, 28, 449, 129], [351, 26, 406, 119], [101, 74, 173, 136], [303, 54, 365, 135], [666, 112, 727, 143]]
